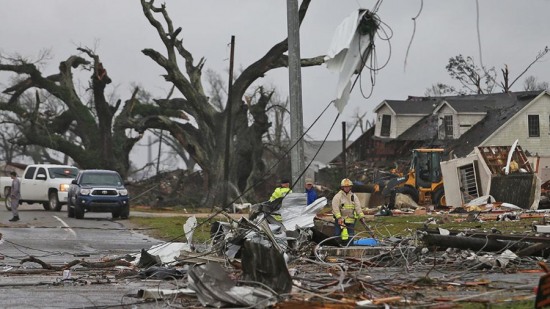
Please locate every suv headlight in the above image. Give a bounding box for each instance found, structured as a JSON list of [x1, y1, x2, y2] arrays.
[[119, 189, 128, 196], [80, 189, 91, 195], [59, 183, 70, 192]]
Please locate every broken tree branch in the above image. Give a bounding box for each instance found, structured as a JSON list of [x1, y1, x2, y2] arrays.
[[20, 256, 133, 271]]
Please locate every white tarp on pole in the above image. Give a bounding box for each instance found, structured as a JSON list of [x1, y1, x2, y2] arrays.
[[325, 9, 372, 113]]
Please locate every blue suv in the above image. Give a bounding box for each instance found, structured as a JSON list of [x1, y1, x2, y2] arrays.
[[68, 170, 129, 219]]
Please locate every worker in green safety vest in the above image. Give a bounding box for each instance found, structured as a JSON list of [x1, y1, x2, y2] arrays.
[[268, 179, 292, 222]]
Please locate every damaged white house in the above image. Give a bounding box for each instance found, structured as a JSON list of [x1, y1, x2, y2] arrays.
[[441, 144, 542, 209], [328, 91, 550, 207], [366, 90, 550, 208]]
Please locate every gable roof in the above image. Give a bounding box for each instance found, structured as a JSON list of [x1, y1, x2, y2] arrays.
[[474, 91, 550, 152], [437, 91, 542, 157], [374, 99, 438, 115], [434, 99, 499, 114], [393, 91, 542, 153]]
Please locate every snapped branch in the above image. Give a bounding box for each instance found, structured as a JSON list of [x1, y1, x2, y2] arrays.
[[509, 46, 550, 89]]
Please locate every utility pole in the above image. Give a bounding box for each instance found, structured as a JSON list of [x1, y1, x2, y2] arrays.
[[341, 121, 347, 178], [287, 0, 305, 192], [156, 129, 163, 176], [223, 35, 235, 207]]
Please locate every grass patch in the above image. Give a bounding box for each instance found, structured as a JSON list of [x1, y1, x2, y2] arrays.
[[130, 212, 536, 243], [129, 216, 215, 242], [329, 212, 536, 238]]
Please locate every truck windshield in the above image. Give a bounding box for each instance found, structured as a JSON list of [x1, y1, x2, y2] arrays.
[[81, 173, 122, 186], [48, 168, 79, 179]]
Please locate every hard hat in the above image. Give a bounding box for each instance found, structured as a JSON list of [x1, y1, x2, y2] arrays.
[[305, 178, 314, 185], [340, 178, 353, 187]]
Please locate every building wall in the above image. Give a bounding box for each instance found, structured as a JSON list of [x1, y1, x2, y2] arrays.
[[441, 154, 491, 207], [435, 105, 487, 139], [483, 95, 550, 156], [440, 153, 492, 208], [374, 105, 426, 139], [441, 156, 467, 208], [455, 114, 485, 136], [395, 115, 424, 137], [374, 105, 394, 137], [435, 105, 457, 139]]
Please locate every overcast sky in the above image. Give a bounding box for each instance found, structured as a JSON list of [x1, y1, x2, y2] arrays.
[[2, 0, 550, 144]]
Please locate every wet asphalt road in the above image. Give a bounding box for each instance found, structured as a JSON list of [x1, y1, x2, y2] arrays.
[[0, 203, 167, 308]]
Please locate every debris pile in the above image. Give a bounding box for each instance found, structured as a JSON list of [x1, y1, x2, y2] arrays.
[[4, 193, 550, 307]]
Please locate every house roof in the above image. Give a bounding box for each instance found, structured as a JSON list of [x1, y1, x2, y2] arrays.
[[331, 91, 544, 170], [394, 91, 541, 154], [435, 99, 499, 113], [395, 113, 439, 142], [374, 99, 438, 115], [396, 91, 540, 147], [444, 91, 542, 157]]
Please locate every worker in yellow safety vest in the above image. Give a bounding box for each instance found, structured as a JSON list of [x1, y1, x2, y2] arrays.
[[268, 179, 292, 221], [332, 178, 366, 242]]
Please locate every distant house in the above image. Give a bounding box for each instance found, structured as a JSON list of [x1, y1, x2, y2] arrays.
[[372, 91, 550, 157], [330, 91, 550, 179], [373, 99, 437, 139]]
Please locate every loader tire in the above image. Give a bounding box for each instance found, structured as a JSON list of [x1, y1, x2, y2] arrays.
[[433, 187, 447, 208], [396, 186, 419, 203]]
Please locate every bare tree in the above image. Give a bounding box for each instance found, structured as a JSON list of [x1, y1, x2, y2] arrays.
[[135, 0, 332, 204], [346, 108, 374, 140], [0, 48, 142, 176], [508, 46, 549, 90], [0, 124, 23, 163], [427, 48, 549, 95], [523, 75, 549, 91], [446, 55, 497, 94], [0, 1, 382, 205]]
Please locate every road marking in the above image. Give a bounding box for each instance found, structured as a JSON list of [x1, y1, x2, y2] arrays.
[[53, 216, 77, 237]]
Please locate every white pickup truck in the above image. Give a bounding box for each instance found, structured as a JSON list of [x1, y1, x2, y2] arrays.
[[1, 164, 79, 211]]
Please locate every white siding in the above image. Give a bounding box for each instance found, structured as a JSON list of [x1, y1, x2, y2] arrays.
[[374, 105, 394, 138], [441, 153, 492, 208], [441, 156, 471, 208], [435, 105, 456, 139], [394, 115, 424, 137], [483, 95, 550, 156], [434, 105, 487, 139], [455, 114, 485, 136]]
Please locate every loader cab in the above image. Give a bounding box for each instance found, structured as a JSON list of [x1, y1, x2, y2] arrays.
[[410, 148, 444, 188], [401, 148, 446, 207], [381, 148, 447, 208]]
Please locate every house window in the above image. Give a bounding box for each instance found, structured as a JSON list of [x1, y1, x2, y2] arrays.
[[380, 115, 391, 137], [458, 163, 479, 204], [444, 115, 454, 138], [528, 115, 540, 137]]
